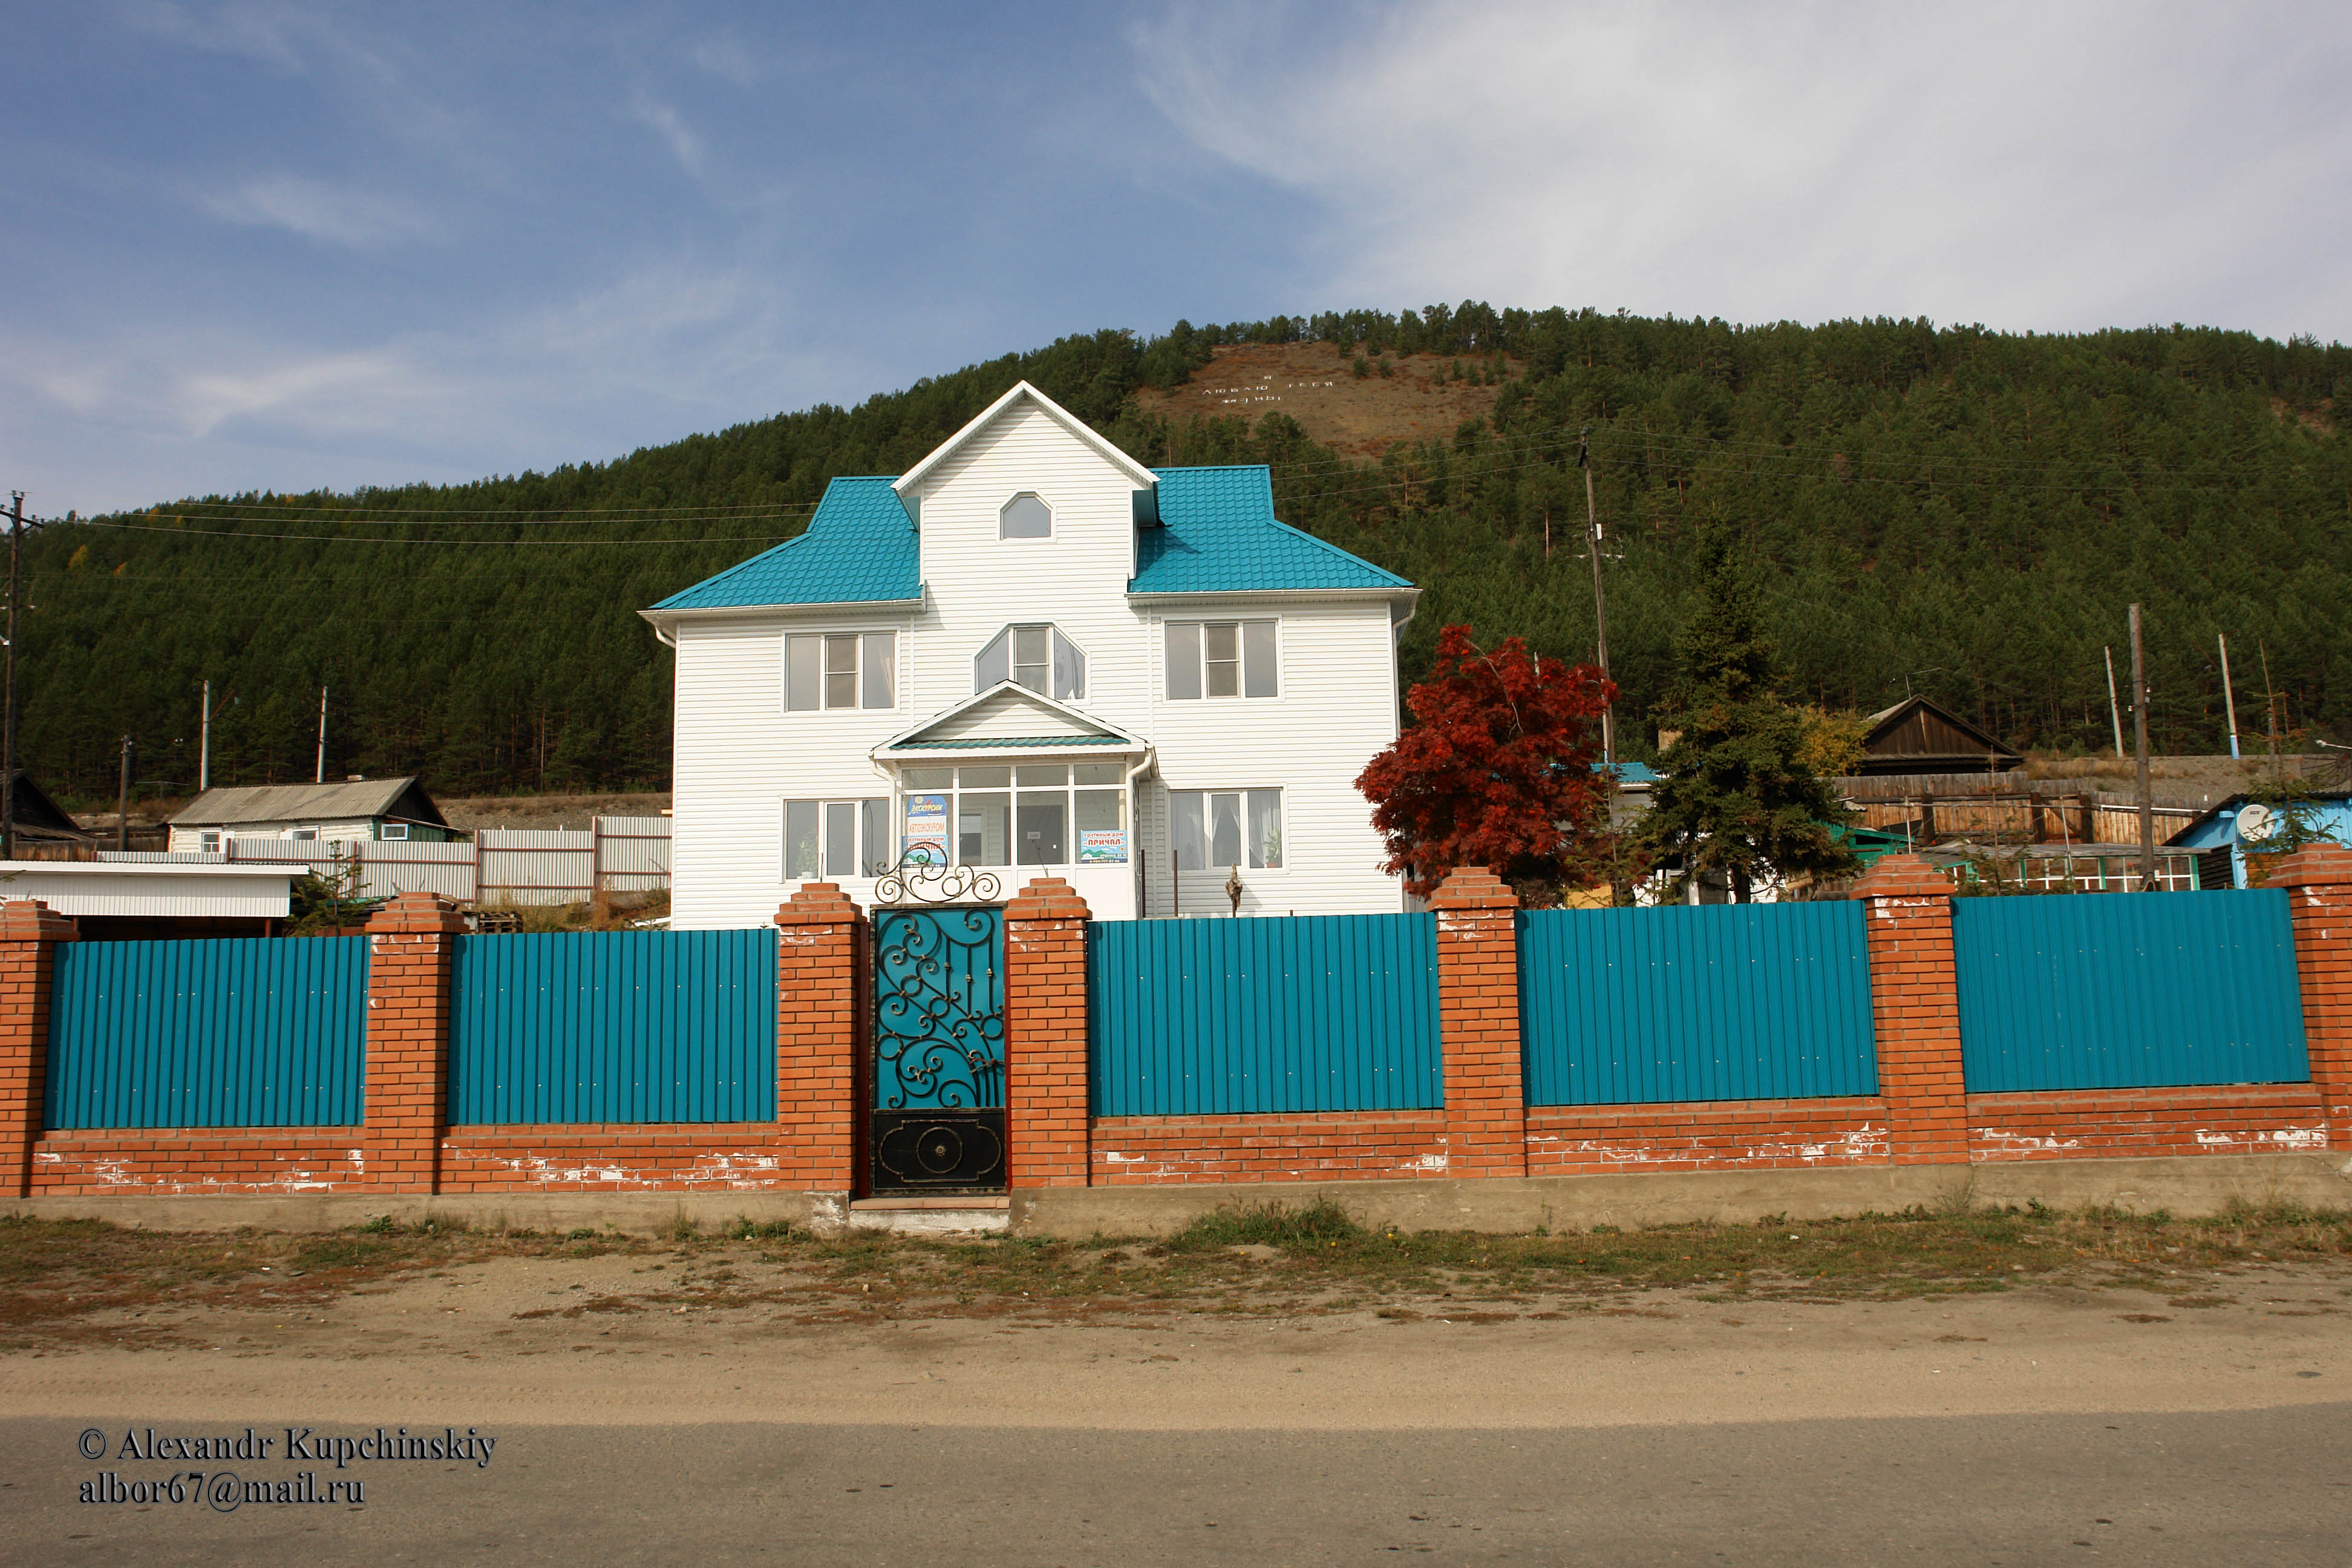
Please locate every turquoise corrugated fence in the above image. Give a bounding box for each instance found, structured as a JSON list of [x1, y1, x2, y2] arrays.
[[45, 937, 368, 1128], [1518, 904, 1879, 1105], [1088, 914, 1443, 1115], [447, 929, 777, 1123], [1953, 892, 2308, 1091]]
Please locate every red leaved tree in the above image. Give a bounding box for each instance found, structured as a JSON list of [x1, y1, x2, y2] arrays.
[[1355, 624, 1617, 904]]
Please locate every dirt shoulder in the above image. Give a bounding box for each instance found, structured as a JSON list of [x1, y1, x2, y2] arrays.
[[2, 1206, 2346, 1430]]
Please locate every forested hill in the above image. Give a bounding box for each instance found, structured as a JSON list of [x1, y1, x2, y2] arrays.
[[27, 307, 2351, 802]]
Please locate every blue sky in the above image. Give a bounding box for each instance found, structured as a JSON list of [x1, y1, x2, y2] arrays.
[[5, 2, 2349, 514]]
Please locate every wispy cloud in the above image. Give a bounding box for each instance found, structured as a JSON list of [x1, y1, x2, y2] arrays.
[[688, 34, 759, 87], [630, 91, 708, 180], [200, 173, 441, 248], [1134, 1, 2352, 338]]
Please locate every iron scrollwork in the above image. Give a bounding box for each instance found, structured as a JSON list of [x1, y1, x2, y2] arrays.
[[873, 907, 1005, 1112], [873, 851, 1002, 907]]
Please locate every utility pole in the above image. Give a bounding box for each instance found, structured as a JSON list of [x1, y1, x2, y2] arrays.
[[200, 680, 211, 792], [2129, 604, 2154, 890], [2103, 646, 2126, 759], [2218, 633, 2241, 760], [115, 734, 134, 852], [315, 685, 328, 785], [1578, 426, 1612, 765], [1, 490, 20, 862]]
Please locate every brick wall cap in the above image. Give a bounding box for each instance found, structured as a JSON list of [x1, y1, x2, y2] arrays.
[[1007, 877, 1092, 922], [0, 898, 79, 942], [364, 890, 468, 935], [776, 882, 863, 926], [1427, 866, 1518, 910], [1847, 855, 1955, 901], [2262, 844, 2352, 889]]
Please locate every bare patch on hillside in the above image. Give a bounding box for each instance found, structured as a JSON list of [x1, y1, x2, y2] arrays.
[[1134, 342, 1524, 457]]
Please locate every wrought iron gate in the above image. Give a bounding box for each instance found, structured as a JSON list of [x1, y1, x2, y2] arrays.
[[871, 904, 1007, 1194]]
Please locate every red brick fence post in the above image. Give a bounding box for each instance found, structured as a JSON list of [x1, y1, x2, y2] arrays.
[[1429, 867, 1527, 1177], [363, 892, 466, 1194], [776, 883, 865, 1195], [0, 900, 77, 1198], [1848, 855, 1968, 1164], [1005, 877, 1092, 1188], [2267, 844, 2352, 1149]]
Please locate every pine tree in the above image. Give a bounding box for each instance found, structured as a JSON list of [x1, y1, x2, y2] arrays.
[[1639, 531, 1857, 901]]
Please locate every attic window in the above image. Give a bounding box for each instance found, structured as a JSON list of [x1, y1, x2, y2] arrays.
[[999, 492, 1052, 540], [976, 624, 1085, 700]]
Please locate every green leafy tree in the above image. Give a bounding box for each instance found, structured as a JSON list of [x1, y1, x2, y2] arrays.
[[1639, 531, 1858, 901]]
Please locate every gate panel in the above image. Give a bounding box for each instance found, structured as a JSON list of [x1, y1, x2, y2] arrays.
[[872, 906, 1006, 1194]]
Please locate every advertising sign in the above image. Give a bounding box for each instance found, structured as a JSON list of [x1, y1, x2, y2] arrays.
[[902, 793, 949, 866], [1078, 828, 1128, 864]]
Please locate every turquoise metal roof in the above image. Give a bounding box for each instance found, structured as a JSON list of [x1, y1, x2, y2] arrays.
[[1131, 466, 1412, 595], [652, 477, 919, 610], [892, 734, 1130, 750]]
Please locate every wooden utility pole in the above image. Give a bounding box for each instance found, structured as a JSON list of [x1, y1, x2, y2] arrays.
[[2129, 604, 2154, 889], [2103, 646, 2126, 759], [115, 734, 134, 852], [315, 685, 328, 785], [1578, 427, 1612, 765], [1, 490, 21, 861], [2218, 633, 2240, 760]]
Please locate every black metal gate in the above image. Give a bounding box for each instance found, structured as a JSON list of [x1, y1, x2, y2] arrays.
[[870, 904, 1007, 1194]]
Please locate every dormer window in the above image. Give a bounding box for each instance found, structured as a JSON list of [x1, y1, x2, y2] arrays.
[[976, 624, 1085, 700], [999, 492, 1052, 539]]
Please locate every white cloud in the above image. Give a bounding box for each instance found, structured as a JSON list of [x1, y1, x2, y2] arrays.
[[630, 91, 708, 180], [688, 35, 760, 87], [1135, 1, 2352, 338], [201, 173, 441, 247]]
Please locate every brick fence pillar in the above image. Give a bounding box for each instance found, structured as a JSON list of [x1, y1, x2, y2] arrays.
[[0, 900, 77, 1198], [776, 883, 865, 1194], [363, 892, 466, 1194], [2266, 844, 2352, 1149], [1849, 855, 1968, 1163], [1429, 866, 1526, 1178], [1005, 876, 1091, 1188]]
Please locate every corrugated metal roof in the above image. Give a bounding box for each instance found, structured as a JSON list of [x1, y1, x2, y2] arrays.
[[892, 734, 1129, 750], [1132, 466, 1412, 595], [652, 477, 920, 610], [171, 777, 433, 828]]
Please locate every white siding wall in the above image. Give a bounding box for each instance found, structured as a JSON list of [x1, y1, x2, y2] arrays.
[[666, 397, 1406, 928]]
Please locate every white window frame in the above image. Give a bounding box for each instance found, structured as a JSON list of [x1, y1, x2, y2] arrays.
[[999, 491, 1054, 541], [1170, 787, 1285, 870], [379, 823, 410, 841], [782, 797, 893, 880], [290, 828, 319, 842], [1164, 619, 1280, 701], [896, 762, 1129, 871], [973, 623, 1087, 701], [199, 830, 221, 854], [783, 629, 898, 714]]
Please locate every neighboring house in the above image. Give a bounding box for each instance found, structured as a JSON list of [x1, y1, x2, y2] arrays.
[[2166, 791, 2352, 889], [167, 777, 454, 854], [1855, 696, 2022, 776], [2, 769, 90, 844], [641, 381, 1419, 927]]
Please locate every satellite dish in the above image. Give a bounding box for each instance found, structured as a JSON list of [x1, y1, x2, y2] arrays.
[[2236, 803, 2276, 843]]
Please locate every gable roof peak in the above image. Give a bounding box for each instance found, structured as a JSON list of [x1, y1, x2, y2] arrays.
[[892, 381, 1158, 495]]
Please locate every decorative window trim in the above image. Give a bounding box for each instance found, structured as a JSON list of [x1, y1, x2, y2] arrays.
[[999, 491, 1053, 540]]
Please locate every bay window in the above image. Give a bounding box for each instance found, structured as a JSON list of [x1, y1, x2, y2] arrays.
[[975, 624, 1085, 701]]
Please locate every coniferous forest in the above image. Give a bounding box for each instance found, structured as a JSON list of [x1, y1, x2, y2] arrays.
[[24, 306, 2351, 801]]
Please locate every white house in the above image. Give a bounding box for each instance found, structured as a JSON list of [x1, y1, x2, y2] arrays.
[[641, 381, 1420, 927], [167, 777, 454, 854]]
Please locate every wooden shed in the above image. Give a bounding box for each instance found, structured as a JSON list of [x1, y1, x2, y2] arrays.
[[1855, 697, 2022, 777]]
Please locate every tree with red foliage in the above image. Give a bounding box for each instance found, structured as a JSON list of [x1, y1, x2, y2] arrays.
[[1355, 624, 1618, 904]]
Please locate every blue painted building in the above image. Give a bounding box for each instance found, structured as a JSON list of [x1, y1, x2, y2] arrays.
[[2165, 791, 2352, 887]]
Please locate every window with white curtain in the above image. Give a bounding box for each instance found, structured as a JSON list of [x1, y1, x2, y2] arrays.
[[785, 631, 896, 711], [974, 624, 1086, 701], [782, 798, 892, 878], [1171, 788, 1283, 869], [1165, 621, 1278, 700]]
